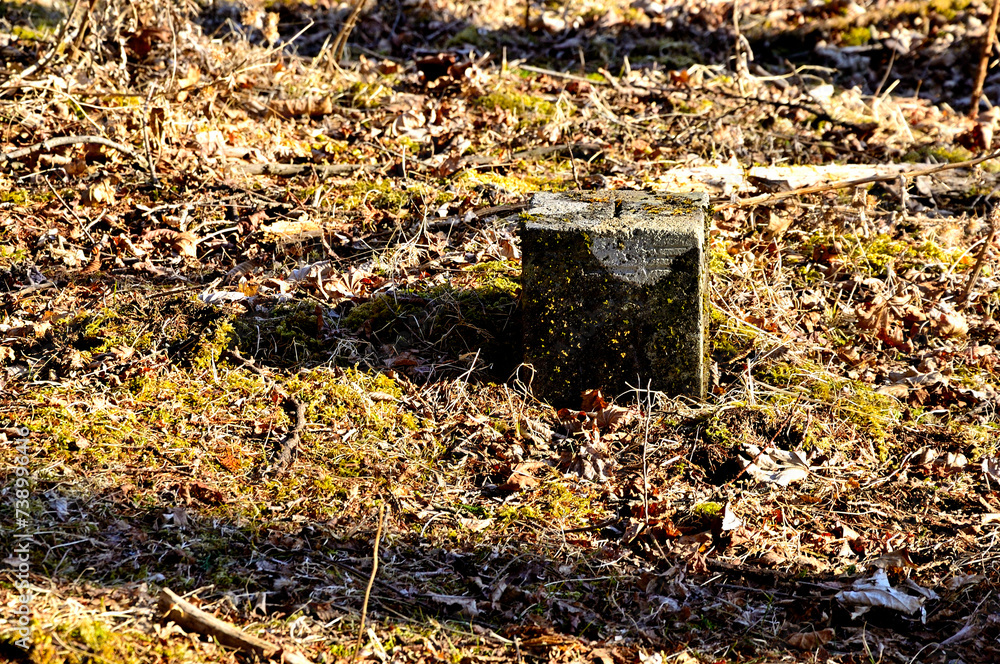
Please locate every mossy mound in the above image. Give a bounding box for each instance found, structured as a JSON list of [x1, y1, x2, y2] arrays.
[[341, 262, 522, 378]]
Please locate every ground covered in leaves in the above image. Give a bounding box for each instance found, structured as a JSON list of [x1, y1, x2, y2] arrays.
[[2, 0, 1000, 662]]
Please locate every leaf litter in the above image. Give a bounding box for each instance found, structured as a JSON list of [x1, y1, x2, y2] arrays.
[[1, 0, 1000, 663]]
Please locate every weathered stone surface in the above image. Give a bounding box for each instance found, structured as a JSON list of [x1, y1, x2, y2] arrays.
[[521, 190, 708, 405]]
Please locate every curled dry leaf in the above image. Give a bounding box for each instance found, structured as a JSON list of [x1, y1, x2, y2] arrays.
[[835, 568, 930, 618], [932, 305, 969, 338], [427, 594, 480, 618], [743, 447, 811, 486], [580, 389, 608, 412]]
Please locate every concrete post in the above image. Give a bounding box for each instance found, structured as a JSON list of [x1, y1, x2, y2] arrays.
[[521, 190, 709, 405]]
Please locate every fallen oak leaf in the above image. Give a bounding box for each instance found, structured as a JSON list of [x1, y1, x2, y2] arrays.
[[593, 404, 632, 431]]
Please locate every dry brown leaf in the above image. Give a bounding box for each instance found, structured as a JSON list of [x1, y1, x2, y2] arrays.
[[499, 461, 549, 492], [82, 180, 116, 205], [172, 232, 200, 258], [593, 405, 631, 431], [764, 208, 793, 240], [934, 308, 969, 338], [580, 389, 608, 412], [787, 628, 835, 650]]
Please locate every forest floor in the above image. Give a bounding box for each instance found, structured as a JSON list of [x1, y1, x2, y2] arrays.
[[2, 0, 1000, 662]]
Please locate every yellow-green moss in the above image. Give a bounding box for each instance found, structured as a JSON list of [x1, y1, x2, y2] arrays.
[[1, 188, 52, 205], [840, 26, 873, 46], [460, 169, 569, 195], [930, 0, 971, 20], [472, 90, 556, 127], [904, 144, 974, 164], [23, 616, 192, 664], [692, 501, 723, 518]]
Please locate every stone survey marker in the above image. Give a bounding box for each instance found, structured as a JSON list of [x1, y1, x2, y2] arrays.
[[521, 190, 709, 405]]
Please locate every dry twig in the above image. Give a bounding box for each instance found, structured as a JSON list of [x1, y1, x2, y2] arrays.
[[354, 504, 386, 661], [970, 0, 1000, 116]]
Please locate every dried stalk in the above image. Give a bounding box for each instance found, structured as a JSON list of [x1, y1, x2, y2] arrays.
[[970, 0, 1000, 117], [354, 503, 386, 661], [960, 207, 999, 307], [332, 0, 366, 63]]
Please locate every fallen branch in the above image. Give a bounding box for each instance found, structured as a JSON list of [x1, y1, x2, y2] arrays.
[[0, 135, 149, 175], [716, 148, 1000, 209], [236, 162, 379, 177], [158, 588, 312, 664]]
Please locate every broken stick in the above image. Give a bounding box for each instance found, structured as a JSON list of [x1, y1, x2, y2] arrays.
[[717, 148, 1000, 210], [158, 588, 312, 664]]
